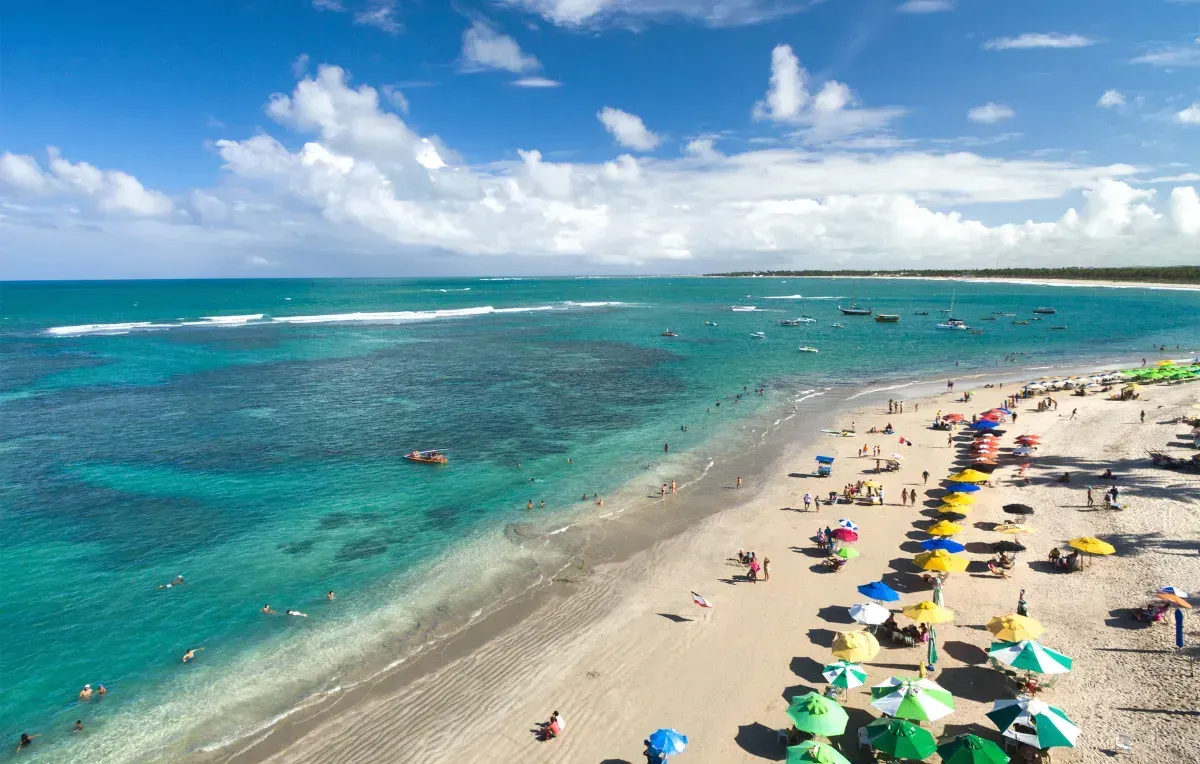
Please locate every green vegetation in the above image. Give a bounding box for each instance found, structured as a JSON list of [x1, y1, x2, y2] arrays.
[[706, 266, 1200, 284]]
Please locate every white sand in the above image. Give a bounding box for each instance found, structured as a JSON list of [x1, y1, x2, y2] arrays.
[[229, 378, 1199, 764]]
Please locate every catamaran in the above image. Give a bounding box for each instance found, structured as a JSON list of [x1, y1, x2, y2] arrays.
[[935, 291, 969, 331], [838, 281, 872, 316]]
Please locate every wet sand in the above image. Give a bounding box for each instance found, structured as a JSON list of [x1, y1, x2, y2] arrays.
[[215, 372, 1199, 764]]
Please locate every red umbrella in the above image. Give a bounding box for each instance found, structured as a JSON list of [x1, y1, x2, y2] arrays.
[[980, 413, 1003, 421], [942, 413, 965, 422], [1015, 436, 1041, 444], [831, 528, 859, 542]]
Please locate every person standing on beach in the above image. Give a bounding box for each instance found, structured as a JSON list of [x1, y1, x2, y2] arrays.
[[901, 488, 908, 505], [922, 470, 930, 485], [947, 433, 953, 447], [737, 476, 743, 489], [1140, 410, 1145, 424], [762, 557, 771, 582], [803, 492, 812, 511], [670, 480, 677, 495]]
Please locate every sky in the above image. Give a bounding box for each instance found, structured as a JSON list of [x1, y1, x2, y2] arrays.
[[2, 0, 1199, 279]]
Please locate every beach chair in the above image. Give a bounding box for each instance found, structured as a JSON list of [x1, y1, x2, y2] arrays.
[[857, 727, 872, 751], [1114, 734, 1133, 755]]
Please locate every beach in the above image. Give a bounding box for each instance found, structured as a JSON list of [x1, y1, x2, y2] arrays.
[[217, 370, 1200, 764]]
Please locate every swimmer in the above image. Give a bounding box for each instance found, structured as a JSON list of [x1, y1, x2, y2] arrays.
[[327, 591, 335, 601], [78, 684, 93, 702], [567, 458, 573, 464], [527, 500, 534, 511], [73, 721, 83, 733], [17, 733, 40, 751], [286, 610, 308, 618], [97, 684, 106, 698], [158, 574, 185, 589], [540, 500, 545, 508], [182, 647, 205, 663], [262, 604, 277, 615]]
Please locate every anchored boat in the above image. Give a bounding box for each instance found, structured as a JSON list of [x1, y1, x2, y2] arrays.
[[404, 449, 448, 464], [838, 281, 872, 316], [874, 314, 900, 323]]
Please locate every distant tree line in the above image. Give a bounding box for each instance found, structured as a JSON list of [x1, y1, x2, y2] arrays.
[[705, 266, 1200, 284]]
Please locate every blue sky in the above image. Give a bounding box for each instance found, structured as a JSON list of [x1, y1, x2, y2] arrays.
[[2, 0, 1199, 278]]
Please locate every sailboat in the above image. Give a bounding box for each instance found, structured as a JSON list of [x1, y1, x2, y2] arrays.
[[838, 281, 872, 316], [798, 314, 819, 352], [935, 291, 969, 331]]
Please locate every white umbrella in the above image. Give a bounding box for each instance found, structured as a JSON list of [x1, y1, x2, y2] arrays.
[[1160, 586, 1190, 598], [850, 602, 891, 625], [838, 519, 859, 531]]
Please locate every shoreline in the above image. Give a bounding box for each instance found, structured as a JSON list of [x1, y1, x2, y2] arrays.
[[205, 355, 1192, 764], [712, 274, 1200, 292]]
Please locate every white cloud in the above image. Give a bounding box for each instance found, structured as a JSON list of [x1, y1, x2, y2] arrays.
[[380, 84, 409, 113], [983, 33, 1098, 51], [752, 44, 904, 142], [292, 54, 311, 79], [967, 102, 1014, 124], [0, 148, 173, 216], [502, 0, 801, 27], [512, 77, 562, 88], [311, 0, 343, 10], [597, 107, 662, 151], [898, 0, 953, 12], [354, 0, 401, 33], [1175, 103, 1200, 124], [1131, 44, 1200, 68], [1149, 172, 1200, 183], [6, 62, 1200, 277], [1097, 89, 1125, 109], [462, 21, 540, 74]]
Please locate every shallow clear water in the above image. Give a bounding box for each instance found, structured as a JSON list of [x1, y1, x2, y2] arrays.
[[1, 277, 1196, 761]]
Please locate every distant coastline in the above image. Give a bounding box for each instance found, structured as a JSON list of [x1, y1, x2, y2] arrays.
[[705, 266, 1200, 291]]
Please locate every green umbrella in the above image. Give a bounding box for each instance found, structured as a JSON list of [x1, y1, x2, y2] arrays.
[[821, 660, 868, 690], [987, 698, 1080, 749], [786, 741, 852, 764], [835, 547, 860, 560], [987, 640, 1072, 675], [870, 677, 955, 722], [937, 734, 1010, 764], [786, 692, 849, 737], [866, 718, 937, 760]]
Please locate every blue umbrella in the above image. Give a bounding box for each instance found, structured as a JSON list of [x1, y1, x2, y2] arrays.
[[857, 581, 900, 602], [968, 420, 1000, 430], [945, 483, 981, 493], [920, 538, 966, 553], [648, 728, 689, 756]]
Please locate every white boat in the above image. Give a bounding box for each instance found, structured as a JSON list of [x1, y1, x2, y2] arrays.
[[830, 323, 844, 328], [935, 290, 969, 331], [705, 321, 718, 326], [731, 306, 757, 312], [750, 331, 766, 339], [798, 346, 819, 353]]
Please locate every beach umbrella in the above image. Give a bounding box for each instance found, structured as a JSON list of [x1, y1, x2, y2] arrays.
[[857, 581, 900, 602], [937, 734, 1010, 764], [945, 483, 982, 493], [837, 519, 859, 531], [1012, 446, 1036, 456], [936, 504, 970, 516], [835, 546, 860, 560], [786, 692, 849, 737], [991, 541, 1026, 553], [969, 420, 1000, 430], [850, 602, 890, 625], [920, 538, 965, 553], [926, 520, 963, 537], [987, 640, 1073, 675], [941, 493, 975, 506], [822, 660, 869, 690], [996, 523, 1033, 534], [915, 549, 968, 573], [968, 463, 999, 472], [1157, 593, 1192, 609], [902, 600, 955, 624], [865, 718, 938, 760], [987, 614, 1044, 642], [948, 469, 990, 483], [831, 528, 859, 543], [987, 698, 1080, 749], [647, 728, 689, 756], [831, 630, 881, 663], [1160, 586, 1190, 598], [942, 413, 965, 422], [1068, 537, 1115, 556], [1002, 504, 1034, 515], [870, 677, 955, 722], [863, 480, 882, 489], [786, 741, 852, 764]]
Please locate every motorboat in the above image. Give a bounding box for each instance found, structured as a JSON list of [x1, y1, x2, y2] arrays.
[[994, 312, 1016, 316], [661, 330, 678, 337], [1012, 320, 1030, 325], [778, 319, 802, 326], [830, 323, 845, 328], [404, 449, 448, 464], [798, 346, 819, 353], [731, 306, 757, 312], [838, 280, 872, 315], [1033, 307, 1056, 315], [874, 314, 900, 323], [750, 331, 766, 339]]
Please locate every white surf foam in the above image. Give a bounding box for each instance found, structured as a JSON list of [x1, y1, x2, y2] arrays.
[[846, 381, 923, 400], [180, 314, 266, 326], [46, 322, 173, 336]]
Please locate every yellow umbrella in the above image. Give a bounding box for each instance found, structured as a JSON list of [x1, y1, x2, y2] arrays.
[[914, 549, 968, 573], [863, 480, 882, 489], [901, 600, 955, 624], [941, 494, 975, 506], [831, 630, 881, 662], [1156, 360, 1176, 366], [948, 469, 990, 483], [996, 523, 1033, 535], [987, 614, 1044, 641], [926, 520, 963, 537], [1069, 537, 1115, 555], [937, 504, 970, 515]]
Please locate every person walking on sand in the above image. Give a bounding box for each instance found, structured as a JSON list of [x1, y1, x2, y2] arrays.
[[803, 492, 812, 511], [1087, 487, 1094, 507], [670, 480, 677, 495], [922, 470, 930, 485], [762, 557, 771, 582], [947, 433, 953, 447], [901, 488, 908, 505], [910, 491, 917, 507], [1070, 408, 1077, 420], [1140, 410, 1145, 424]]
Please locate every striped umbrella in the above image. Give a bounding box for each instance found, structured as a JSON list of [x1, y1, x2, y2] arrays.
[[987, 641, 1072, 675], [870, 677, 956, 722], [837, 519, 859, 531], [822, 660, 868, 690], [988, 698, 1080, 749]]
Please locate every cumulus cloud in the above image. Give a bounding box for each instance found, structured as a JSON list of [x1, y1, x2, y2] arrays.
[[502, 0, 802, 27], [597, 107, 662, 151], [1176, 103, 1200, 124], [898, 0, 953, 12], [461, 21, 540, 73], [968, 102, 1014, 124], [984, 33, 1098, 51], [4, 62, 1199, 276], [0, 148, 173, 216], [1097, 89, 1125, 109], [752, 44, 904, 142]]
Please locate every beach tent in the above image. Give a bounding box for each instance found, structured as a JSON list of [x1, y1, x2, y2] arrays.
[[816, 455, 835, 477]]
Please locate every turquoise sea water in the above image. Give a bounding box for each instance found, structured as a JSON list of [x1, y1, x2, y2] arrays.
[[1, 277, 1197, 762]]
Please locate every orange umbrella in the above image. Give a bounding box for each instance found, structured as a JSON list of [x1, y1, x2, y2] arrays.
[[942, 414, 964, 422], [1158, 593, 1192, 608]]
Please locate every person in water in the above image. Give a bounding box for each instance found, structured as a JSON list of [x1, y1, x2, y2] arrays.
[[97, 685, 106, 698], [78, 685, 93, 702], [158, 575, 185, 589], [527, 500, 534, 511], [262, 604, 277, 615], [182, 647, 205, 663], [73, 721, 83, 733], [327, 591, 335, 601], [17, 733, 40, 751]]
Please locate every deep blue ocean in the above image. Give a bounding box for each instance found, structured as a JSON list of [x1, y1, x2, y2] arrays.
[[1, 277, 1196, 762]]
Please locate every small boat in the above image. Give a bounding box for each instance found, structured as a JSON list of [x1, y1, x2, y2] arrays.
[[1032, 307, 1056, 314], [778, 319, 802, 326], [1031, 317, 1043, 321], [1049, 326, 1068, 330], [935, 291, 969, 330], [798, 346, 819, 353], [980, 316, 997, 321], [838, 280, 872, 316], [405, 449, 448, 464], [874, 314, 900, 323], [994, 312, 1016, 316], [661, 330, 678, 337], [1012, 320, 1030, 325], [731, 306, 757, 312], [830, 323, 845, 328], [705, 321, 718, 327], [913, 311, 929, 316], [750, 331, 766, 340]]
